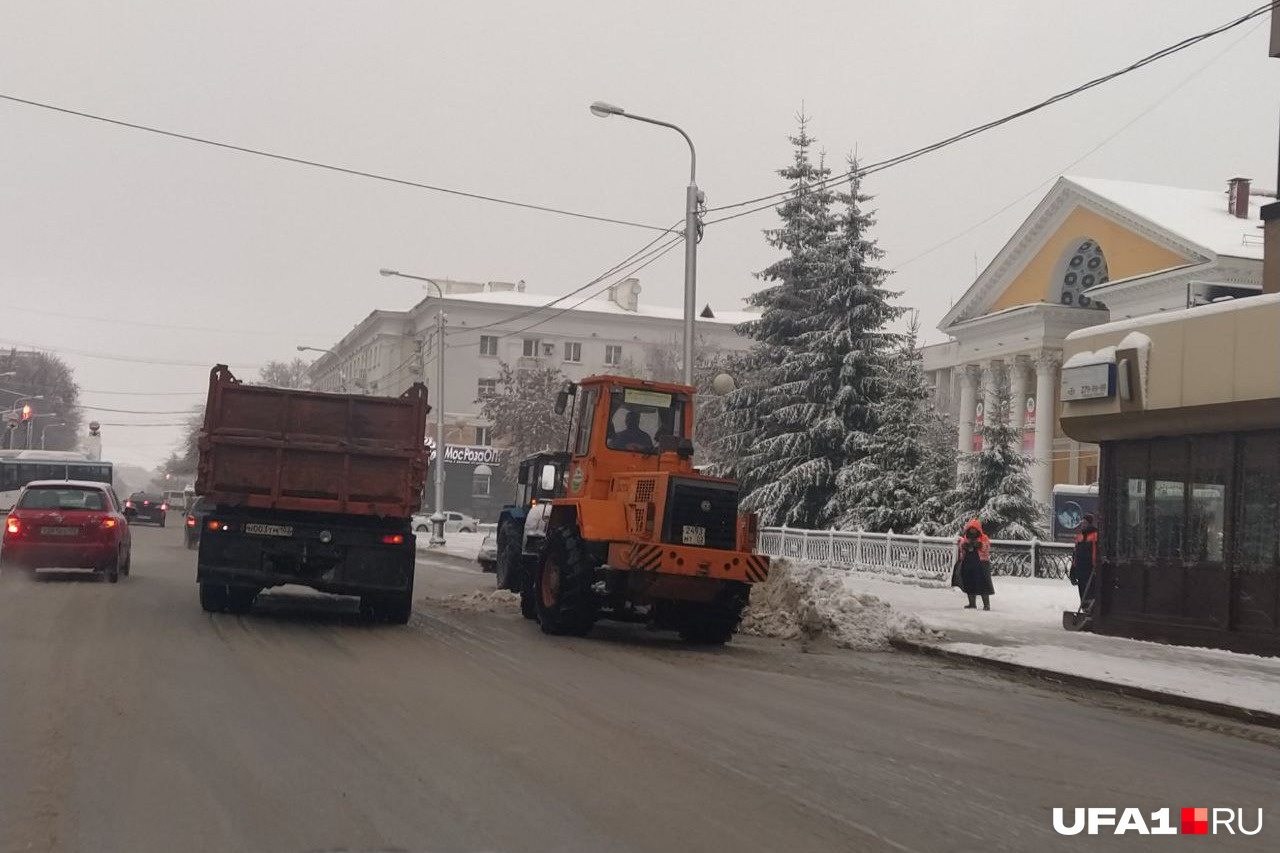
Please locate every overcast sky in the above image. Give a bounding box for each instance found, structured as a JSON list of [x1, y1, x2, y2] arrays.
[[3, 0, 1276, 470]]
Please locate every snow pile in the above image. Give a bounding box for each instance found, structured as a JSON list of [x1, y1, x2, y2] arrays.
[[431, 589, 520, 613], [739, 560, 941, 650]]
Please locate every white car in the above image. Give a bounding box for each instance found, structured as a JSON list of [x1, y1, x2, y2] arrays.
[[412, 511, 479, 534]]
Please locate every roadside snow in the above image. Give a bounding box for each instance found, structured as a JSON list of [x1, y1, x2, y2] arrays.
[[417, 530, 485, 562], [740, 560, 941, 650], [840, 572, 1280, 717], [431, 589, 520, 613]]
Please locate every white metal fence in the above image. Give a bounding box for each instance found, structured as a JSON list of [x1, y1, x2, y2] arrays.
[[758, 527, 1073, 586]]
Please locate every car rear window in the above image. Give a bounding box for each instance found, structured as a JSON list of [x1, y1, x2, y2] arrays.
[[19, 487, 106, 511]]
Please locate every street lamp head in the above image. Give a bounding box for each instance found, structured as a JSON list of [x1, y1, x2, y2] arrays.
[[379, 268, 399, 277], [295, 345, 308, 352], [589, 101, 623, 118]]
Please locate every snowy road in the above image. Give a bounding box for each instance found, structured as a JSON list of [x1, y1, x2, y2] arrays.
[[2, 525, 1278, 853]]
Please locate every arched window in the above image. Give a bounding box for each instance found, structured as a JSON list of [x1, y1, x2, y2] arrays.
[[1054, 239, 1108, 310]]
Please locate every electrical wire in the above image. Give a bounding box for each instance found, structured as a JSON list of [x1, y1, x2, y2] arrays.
[[2, 305, 285, 337], [81, 389, 206, 396], [79, 404, 199, 415], [889, 17, 1266, 274], [443, 222, 683, 338], [704, 1, 1278, 225], [0, 93, 674, 234], [0, 339, 263, 370]]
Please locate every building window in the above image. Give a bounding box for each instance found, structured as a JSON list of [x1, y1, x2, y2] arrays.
[[604, 344, 623, 366], [564, 342, 582, 363], [475, 425, 492, 446], [1054, 239, 1109, 310], [480, 335, 499, 357], [522, 338, 541, 358], [477, 378, 497, 398], [473, 465, 492, 498]]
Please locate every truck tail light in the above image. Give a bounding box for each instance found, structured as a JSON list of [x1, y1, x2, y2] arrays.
[[5, 516, 19, 536], [742, 512, 759, 551], [207, 520, 230, 532], [381, 534, 405, 545]]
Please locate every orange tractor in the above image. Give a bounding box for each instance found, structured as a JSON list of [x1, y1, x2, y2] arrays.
[[511, 374, 769, 644]]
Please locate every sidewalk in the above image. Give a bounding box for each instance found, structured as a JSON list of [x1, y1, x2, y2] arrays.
[[841, 572, 1280, 722], [416, 530, 486, 564]]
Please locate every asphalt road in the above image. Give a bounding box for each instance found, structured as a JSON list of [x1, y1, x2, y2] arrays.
[[1, 524, 1277, 853]]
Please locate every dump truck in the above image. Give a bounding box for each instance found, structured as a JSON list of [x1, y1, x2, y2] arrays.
[[506, 374, 769, 644], [194, 365, 429, 622]]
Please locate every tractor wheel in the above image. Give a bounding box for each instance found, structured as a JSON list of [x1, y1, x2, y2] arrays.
[[535, 525, 597, 637], [675, 582, 750, 645], [494, 520, 522, 592]]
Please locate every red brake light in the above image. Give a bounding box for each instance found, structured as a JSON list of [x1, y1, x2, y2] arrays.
[[143, 500, 150, 506], [186, 516, 196, 527], [381, 534, 405, 545], [5, 516, 18, 536], [101, 517, 118, 529], [161, 503, 169, 511], [125, 501, 135, 509]]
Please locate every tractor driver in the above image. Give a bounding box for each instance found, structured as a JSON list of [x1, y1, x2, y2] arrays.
[[612, 408, 654, 452]]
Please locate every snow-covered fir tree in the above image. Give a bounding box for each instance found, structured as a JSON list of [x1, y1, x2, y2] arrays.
[[833, 313, 953, 534], [950, 371, 1046, 539], [721, 131, 901, 528]]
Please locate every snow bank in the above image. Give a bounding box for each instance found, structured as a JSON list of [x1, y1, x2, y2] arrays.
[[431, 589, 520, 613], [739, 560, 942, 650], [1062, 346, 1116, 368]]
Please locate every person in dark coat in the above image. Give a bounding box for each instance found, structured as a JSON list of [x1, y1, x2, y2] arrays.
[[1070, 513, 1099, 604], [953, 519, 995, 610]]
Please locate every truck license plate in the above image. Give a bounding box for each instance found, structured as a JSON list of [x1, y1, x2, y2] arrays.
[[244, 523, 294, 537], [682, 525, 705, 546], [41, 526, 79, 537]]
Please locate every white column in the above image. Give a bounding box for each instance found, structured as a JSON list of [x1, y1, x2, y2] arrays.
[[1009, 356, 1030, 434], [956, 364, 980, 472], [1033, 352, 1060, 511]]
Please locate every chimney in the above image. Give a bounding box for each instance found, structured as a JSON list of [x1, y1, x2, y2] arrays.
[[1228, 177, 1252, 219], [608, 277, 641, 312]]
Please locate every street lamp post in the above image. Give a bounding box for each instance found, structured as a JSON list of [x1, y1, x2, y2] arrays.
[[296, 345, 347, 391], [590, 100, 700, 386], [26, 413, 60, 450], [380, 268, 448, 546], [40, 421, 67, 451]]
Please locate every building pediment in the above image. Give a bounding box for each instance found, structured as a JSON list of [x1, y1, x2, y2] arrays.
[[940, 177, 1217, 331]]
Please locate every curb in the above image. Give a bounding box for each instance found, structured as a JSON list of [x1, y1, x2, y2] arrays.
[[890, 638, 1280, 731]]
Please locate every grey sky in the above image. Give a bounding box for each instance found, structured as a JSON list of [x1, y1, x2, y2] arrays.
[[2, 1, 1276, 469]]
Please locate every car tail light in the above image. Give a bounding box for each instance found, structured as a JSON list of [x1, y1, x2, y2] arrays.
[[125, 500, 135, 509], [5, 516, 19, 536], [381, 534, 405, 545], [161, 502, 169, 511], [186, 515, 196, 527], [101, 517, 118, 530], [143, 500, 150, 506]]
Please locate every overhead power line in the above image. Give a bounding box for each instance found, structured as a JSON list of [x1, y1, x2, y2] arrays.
[[704, 1, 1278, 226], [0, 92, 673, 234], [0, 339, 263, 370]]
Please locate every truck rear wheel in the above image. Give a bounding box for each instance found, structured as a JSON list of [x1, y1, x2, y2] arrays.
[[225, 586, 257, 615], [675, 582, 750, 645], [199, 581, 229, 612], [535, 526, 596, 637], [495, 520, 522, 592]]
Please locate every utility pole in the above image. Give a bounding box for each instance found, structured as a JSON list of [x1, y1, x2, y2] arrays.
[[422, 314, 448, 546]]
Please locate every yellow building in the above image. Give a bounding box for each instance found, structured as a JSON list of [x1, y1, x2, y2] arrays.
[[923, 175, 1269, 516]]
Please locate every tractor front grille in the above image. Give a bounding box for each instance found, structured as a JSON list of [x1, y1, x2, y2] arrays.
[[662, 478, 739, 551]]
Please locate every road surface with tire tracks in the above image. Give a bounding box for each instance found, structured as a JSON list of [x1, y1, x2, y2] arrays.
[[2, 524, 1277, 852]]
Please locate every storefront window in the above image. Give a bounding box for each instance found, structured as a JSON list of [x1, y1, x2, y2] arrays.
[[1188, 436, 1230, 565], [1238, 432, 1280, 570], [1123, 479, 1147, 560], [1152, 480, 1184, 562], [1110, 441, 1148, 561]]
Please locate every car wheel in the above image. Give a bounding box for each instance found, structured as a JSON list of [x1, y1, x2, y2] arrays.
[[121, 548, 131, 577], [414, 524, 428, 533], [105, 551, 121, 584]]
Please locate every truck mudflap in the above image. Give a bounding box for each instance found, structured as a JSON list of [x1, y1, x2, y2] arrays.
[[607, 541, 769, 584]]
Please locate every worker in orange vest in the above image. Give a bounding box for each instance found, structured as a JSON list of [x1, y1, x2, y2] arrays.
[[1070, 513, 1099, 604]]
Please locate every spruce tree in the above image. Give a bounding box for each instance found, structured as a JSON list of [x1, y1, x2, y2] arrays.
[[951, 372, 1046, 540], [834, 313, 952, 533]]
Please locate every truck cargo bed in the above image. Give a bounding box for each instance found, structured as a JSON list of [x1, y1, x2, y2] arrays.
[[195, 365, 429, 518]]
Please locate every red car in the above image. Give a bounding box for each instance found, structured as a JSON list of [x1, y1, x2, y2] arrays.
[[1, 480, 132, 582]]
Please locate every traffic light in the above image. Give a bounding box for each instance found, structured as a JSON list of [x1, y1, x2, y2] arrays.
[[20, 404, 31, 421]]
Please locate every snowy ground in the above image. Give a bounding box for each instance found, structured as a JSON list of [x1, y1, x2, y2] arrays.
[[415, 530, 488, 563], [842, 572, 1280, 717]]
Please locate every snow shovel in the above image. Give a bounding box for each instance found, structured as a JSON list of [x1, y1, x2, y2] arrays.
[[1062, 571, 1097, 632]]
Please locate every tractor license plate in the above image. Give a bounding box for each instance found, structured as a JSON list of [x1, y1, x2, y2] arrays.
[[244, 523, 294, 537], [682, 525, 705, 546]]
